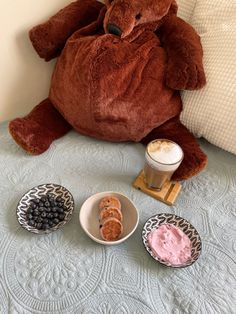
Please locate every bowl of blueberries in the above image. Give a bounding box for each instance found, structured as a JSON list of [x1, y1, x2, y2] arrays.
[[16, 183, 74, 234]]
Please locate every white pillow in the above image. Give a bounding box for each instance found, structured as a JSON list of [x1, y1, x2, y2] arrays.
[[181, 0, 236, 154], [176, 0, 196, 21]]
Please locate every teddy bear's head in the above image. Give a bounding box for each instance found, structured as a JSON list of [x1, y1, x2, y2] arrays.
[[104, 0, 177, 38]]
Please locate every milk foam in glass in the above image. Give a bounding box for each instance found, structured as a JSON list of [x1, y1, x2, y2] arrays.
[[144, 139, 184, 190]]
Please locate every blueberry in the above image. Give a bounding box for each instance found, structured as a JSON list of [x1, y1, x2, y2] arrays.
[[33, 210, 39, 216], [39, 202, 44, 207], [37, 223, 42, 229], [59, 214, 65, 221], [49, 200, 54, 207], [43, 218, 49, 224], [36, 217, 43, 223], [41, 212, 47, 218], [38, 207, 45, 212], [45, 207, 51, 213], [47, 213, 53, 219], [48, 220, 54, 226], [57, 207, 64, 213], [53, 213, 58, 218], [52, 207, 57, 213], [57, 202, 63, 208], [56, 197, 62, 202], [53, 218, 59, 224], [28, 203, 35, 209], [34, 198, 40, 204], [41, 196, 47, 203], [30, 203, 37, 209], [42, 224, 49, 230], [28, 219, 35, 226], [28, 214, 33, 220]]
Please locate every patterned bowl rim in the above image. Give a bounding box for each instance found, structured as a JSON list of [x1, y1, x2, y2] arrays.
[[16, 183, 75, 235], [142, 213, 202, 268]]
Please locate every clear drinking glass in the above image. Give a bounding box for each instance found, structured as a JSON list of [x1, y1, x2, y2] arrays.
[[144, 139, 184, 190]]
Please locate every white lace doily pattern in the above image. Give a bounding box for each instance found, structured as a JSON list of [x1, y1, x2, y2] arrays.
[[0, 122, 235, 313]]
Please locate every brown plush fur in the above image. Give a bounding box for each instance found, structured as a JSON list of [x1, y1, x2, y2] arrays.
[[9, 99, 71, 154], [9, 0, 207, 180]]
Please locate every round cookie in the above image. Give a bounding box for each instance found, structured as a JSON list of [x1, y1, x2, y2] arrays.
[[99, 206, 123, 223], [99, 196, 121, 211], [100, 217, 123, 241]]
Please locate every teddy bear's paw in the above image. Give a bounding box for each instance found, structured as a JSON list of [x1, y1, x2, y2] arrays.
[[171, 146, 208, 181], [9, 118, 52, 155], [166, 60, 206, 91]]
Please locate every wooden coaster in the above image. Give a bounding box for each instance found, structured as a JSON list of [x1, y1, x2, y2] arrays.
[[133, 170, 182, 206]]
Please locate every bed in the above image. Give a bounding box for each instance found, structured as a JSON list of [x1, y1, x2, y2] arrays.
[[0, 121, 235, 313]]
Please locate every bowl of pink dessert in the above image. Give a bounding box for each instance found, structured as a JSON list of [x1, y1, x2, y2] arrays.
[[142, 213, 202, 268]]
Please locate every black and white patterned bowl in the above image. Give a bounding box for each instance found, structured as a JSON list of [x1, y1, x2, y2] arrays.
[[142, 213, 202, 268], [16, 183, 75, 234]]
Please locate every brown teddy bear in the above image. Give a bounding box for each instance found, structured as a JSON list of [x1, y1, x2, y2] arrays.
[[9, 0, 207, 180]]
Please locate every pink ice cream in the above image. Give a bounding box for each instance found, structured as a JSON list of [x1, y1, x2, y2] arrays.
[[148, 224, 192, 266]]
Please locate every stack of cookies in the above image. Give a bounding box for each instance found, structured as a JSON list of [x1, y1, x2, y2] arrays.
[[99, 196, 123, 241]]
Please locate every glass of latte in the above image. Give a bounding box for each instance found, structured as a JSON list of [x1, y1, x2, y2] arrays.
[[144, 139, 184, 190]]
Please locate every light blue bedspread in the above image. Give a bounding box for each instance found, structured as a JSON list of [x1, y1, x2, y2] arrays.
[[0, 121, 235, 313]]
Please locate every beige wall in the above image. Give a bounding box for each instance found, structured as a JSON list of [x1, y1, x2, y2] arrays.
[[0, 0, 72, 122]]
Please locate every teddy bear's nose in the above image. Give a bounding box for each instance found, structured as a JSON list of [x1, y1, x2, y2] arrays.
[[107, 23, 122, 36]]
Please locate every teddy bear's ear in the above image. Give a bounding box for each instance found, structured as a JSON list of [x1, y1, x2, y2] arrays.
[[169, 1, 178, 15]]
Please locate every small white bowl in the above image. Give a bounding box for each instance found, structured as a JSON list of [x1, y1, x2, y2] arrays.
[[79, 191, 139, 245]]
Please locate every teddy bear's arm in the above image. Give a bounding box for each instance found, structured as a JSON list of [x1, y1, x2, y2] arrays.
[[29, 0, 104, 61], [157, 15, 206, 90], [141, 117, 207, 180]]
